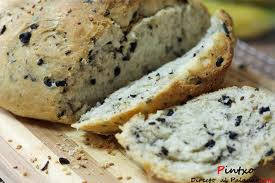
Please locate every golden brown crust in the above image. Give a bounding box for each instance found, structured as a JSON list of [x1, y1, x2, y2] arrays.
[[147, 10, 234, 121], [0, 0, 192, 124], [147, 22, 234, 114], [0, 0, 113, 124], [74, 10, 235, 134]]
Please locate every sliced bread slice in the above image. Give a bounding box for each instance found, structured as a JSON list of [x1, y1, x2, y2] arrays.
[[116, 86, 275, 183], [72, 10, 235, 134]]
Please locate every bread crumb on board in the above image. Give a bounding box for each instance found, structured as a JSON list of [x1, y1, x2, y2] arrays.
[[22, 172, 28, 177], [30, 157, 37, 163], [117, 176, 123, 180], [16, 145, 22, 150], [101, 162, 114, 169]]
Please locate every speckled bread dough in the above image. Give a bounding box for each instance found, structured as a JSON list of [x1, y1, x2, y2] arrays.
[[0, 0, 210, 124], [116, 86, 275, 183], [72, 10, 235, 134]]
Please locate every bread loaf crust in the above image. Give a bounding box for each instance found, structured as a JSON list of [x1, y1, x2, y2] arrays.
[[0, 0, 209, 123]]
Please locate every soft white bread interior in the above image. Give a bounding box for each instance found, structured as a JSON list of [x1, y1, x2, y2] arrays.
[[116, 86, 275, 183]]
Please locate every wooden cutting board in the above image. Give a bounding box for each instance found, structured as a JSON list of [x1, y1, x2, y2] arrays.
[[0, 42, 275, 183]]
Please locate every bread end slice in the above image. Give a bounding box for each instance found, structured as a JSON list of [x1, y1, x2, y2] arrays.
[[72, 10, 235, 134]]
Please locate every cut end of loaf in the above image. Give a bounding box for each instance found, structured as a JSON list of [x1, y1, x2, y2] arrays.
[[72, 10, 235, 134]]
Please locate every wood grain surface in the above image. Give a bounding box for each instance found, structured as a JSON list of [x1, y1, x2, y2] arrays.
[[0, 48, 275, 183]]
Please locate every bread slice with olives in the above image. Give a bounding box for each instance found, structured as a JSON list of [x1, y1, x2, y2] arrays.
[[72, 10, 235, 134], [116, 86, 275, 183]]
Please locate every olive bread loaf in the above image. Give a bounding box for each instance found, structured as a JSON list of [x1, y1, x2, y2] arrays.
[[0, 0, 209, 124], [116, 86, 275, 183], [73, 10, 235, 134]]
